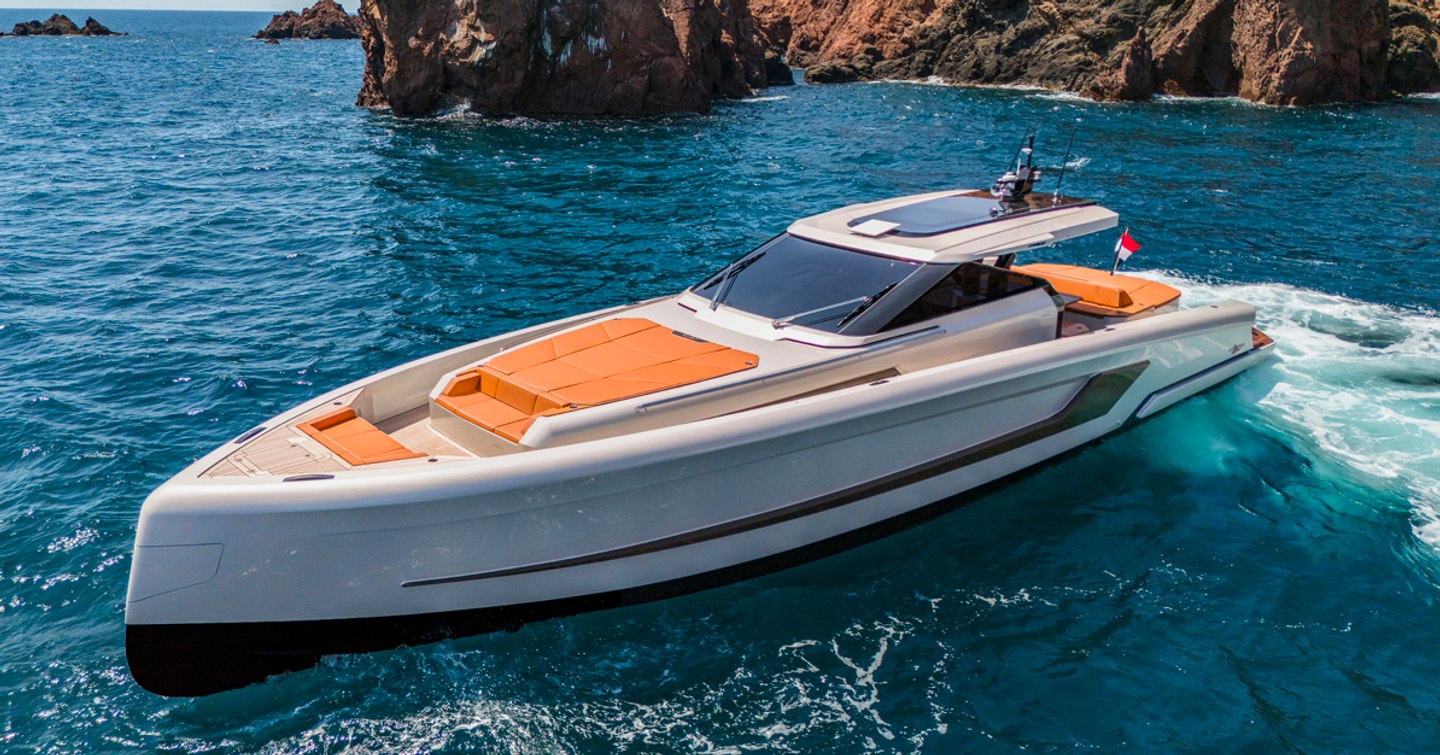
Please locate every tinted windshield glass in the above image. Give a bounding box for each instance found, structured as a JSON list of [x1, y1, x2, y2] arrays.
[[883, 263, 1045, 331], [693, 235, 920, 332]]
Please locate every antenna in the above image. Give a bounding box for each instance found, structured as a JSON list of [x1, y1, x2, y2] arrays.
[[1015, 133, 1035, 173], [1051, 129, 1078, 204], [992, 131, 1040, 204]]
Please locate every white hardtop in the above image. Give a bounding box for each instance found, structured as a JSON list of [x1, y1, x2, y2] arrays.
[[787, 189, 1119, 264]]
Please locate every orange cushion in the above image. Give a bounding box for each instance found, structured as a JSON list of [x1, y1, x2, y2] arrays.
[[439, 318, 759, 443], [296, 407, 426, 466], [1014, 263, 1180, 315], [436, 392, 529, 429]]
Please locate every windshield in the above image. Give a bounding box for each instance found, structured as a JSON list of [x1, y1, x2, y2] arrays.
[[692, 235, 921, 333]]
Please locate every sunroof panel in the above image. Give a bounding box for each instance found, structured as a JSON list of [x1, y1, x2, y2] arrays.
[[847, 196, 1002, 236]]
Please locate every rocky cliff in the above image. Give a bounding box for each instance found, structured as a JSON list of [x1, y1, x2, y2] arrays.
[[752, 0, 1439, 104], [356, 0, 768, 117], [256, 0, 362, 40], [355, 0, 1438, 116], [751, 0, 945, 68], [1080, 0, 1391, 105]]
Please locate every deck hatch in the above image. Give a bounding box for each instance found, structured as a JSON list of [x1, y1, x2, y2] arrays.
[[848, 195, 1002, 236]]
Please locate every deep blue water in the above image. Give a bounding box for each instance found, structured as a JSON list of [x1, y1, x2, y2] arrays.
[[3, 8, 1440, 752]]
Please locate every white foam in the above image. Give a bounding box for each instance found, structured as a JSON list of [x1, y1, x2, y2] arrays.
[[1152, 94, 1270, 108], [874, 76, 951, 87], [254, 613, 961, 753], [1033, 90, 1092, 103], [432, 100, 480, 122], [1144, 273, 1440, 546]]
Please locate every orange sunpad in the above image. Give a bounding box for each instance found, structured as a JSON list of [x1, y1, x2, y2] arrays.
[[437, 318, 760, 443], [1014, 263, 1181, 315], [296, 407, 425, 466]]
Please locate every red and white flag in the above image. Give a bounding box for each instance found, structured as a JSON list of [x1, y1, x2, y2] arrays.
[[1114, 229, 1141, 262]]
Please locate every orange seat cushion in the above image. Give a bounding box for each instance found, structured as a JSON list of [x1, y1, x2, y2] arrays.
[[437, 318, 760, 443], [1014, 263, 1181, 315], [296, 407, 426, 466]]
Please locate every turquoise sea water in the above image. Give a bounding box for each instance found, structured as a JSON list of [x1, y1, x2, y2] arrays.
[[3, 9, 1440, 752]]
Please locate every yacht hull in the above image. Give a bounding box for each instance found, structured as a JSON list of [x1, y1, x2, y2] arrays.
[[125, 301, 1272, 696]]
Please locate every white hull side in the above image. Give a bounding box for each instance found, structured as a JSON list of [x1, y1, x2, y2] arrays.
[[127, 301, 1263, 627]]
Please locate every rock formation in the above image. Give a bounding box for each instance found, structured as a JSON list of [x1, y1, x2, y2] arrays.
[[81, 18, 121, 36], [1148, 0, 1238, 97], [764, 49, 795, 85], [352, 0, 1438, 115], [751, 0, 943, 69], [356, 0, 768, 117], [7, 14, 124, 36], [1084, 27, 1155, 102], [1229, 0, 1390, 105], [256, 0, 363, 40], [750, 0, 1436, 104], [1389, 0, 1440, 93]]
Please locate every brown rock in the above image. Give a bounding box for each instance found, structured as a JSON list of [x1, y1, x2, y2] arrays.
[[752, 0, 943, 68], [356, 0, 768, 117], [256, 0, 362, 40], [10, 13, 125, 36], [80, 17, 122, 36], [1388, 0, 1440, 93], [1084, 27, 1155, 101], [13, 14, 77, 36], [803, 60, 863, 84], [765, 49, 795, 85], [347, 0, 1432, 113], [808, 0, 1150, 91], [1150, 0, 1237, 96], [756, 0, 1402, 105], [1230, 0, 1390, 105]]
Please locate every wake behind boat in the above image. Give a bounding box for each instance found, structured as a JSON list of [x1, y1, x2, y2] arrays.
[[125, 147, 1275, 695]]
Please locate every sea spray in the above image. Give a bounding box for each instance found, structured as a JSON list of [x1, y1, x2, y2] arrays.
[[1150, 272, 1440, 545]]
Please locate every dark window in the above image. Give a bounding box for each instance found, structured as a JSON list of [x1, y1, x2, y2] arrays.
[[883, 263, 1046, 331], [693, 235, 921, 333]]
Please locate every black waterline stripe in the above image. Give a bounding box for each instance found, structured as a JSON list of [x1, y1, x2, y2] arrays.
[[403, 361, 1149, 588]]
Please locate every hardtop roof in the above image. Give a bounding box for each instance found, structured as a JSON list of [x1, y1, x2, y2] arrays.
[[787, 189, 1119, 264]]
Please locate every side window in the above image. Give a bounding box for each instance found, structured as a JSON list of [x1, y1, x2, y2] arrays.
[[883, 263, 1045, 331]]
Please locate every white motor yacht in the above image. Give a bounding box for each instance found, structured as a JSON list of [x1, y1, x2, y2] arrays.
[[126, 153, 1275, 695]]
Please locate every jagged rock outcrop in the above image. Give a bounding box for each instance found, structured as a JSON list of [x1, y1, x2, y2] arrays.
[[759, 0, 1159, 91], [81, 18, 121, 36], [1230, 0, 1390, 105], [764, 49, 795, 85], [357, 0, 768, 116], [751, 0, 1433, 104], [7, 14, 124, 36], [752, 0, 943, 68], [1084, 26, 1154, 101], [1149, 0, 1237, 97], [1389, 0, 1440, 93], [256, 0, 362, 40], [353, 0, 1435, 115]]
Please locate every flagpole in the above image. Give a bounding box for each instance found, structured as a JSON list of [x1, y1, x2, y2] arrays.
[[1110, 226, 1128, 276]]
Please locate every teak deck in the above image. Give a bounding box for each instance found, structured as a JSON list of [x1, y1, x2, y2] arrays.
[[204, 392, 471, 479]]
